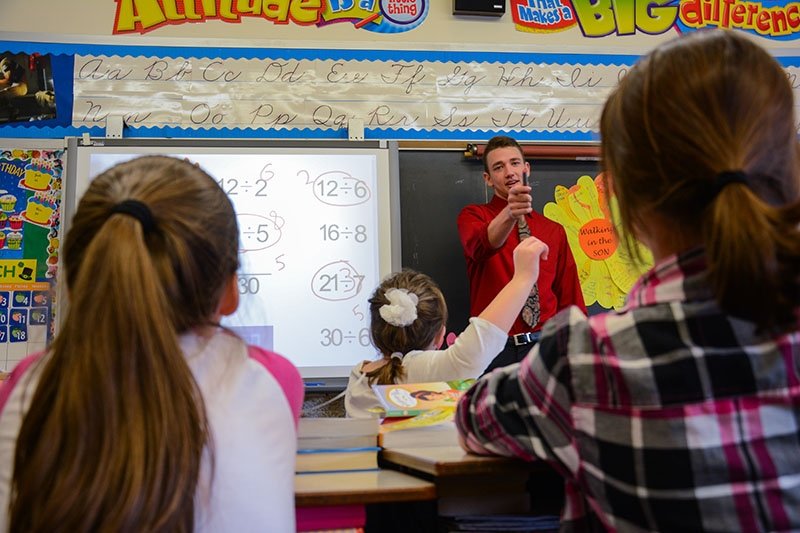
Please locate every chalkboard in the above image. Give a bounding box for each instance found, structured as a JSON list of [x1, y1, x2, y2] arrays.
[[399, 150, 601, 338]]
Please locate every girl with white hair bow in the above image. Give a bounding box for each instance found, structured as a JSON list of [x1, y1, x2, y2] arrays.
[[345, 236, 548, 418]]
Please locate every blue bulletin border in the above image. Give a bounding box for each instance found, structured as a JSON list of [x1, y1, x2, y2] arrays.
[[0, 40, 797, 142]]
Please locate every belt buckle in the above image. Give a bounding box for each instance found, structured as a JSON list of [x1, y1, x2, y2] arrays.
[[512, 333, 533, 346]]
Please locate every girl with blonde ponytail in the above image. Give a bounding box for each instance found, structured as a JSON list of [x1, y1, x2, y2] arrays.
[[457, 31, 800, 532], [0, 156, 302, 532]]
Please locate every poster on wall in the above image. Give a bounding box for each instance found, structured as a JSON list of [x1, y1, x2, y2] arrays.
[[510, 0, 800, 40], [112, 0, 430, 34], [543, 174, 653, 310], [0, 52, 57, 125], [0, 147, 62, 378]]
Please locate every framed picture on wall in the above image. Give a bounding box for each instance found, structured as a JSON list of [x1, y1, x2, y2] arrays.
[[0, 52, 56, 125]]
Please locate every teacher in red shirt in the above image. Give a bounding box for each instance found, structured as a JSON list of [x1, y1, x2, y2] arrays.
[[458, 135, 586, 374]]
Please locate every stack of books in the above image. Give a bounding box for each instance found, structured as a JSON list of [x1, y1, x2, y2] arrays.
[[296, 417, 381, 474]]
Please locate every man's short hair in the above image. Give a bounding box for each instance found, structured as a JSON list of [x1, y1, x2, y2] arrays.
[[483, 136, 524, 172]]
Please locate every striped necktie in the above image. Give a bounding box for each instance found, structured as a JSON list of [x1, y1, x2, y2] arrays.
[[517, 217, 540, 328]]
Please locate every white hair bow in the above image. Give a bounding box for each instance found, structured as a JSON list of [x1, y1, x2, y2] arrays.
[[379, 288, 418, 327]]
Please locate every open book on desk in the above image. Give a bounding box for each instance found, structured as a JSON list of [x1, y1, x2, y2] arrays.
[[371, 379, 474, 418]]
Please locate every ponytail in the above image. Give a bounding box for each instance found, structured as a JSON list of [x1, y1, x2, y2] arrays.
[[9, 156, 236, 532], [364, 355, 406, 386], [11, 215, 208, 533], [705, 183, 800, 333]]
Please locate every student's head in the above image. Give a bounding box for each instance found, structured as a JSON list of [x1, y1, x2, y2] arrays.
[[63, 155, 240, 330], [11, 156, 238, 532], [601, 30, 800, 332], [365, 269, 447, 385], [482, 135, 530, 200]]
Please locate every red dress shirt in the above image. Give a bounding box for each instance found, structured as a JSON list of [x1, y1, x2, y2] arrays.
[[457, 194, 586, 335]]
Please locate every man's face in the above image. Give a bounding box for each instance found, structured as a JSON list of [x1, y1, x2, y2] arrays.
[[483, 146, 530, 200]]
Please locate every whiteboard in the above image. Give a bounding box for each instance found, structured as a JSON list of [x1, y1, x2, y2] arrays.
[[65, 138, 400, 385]]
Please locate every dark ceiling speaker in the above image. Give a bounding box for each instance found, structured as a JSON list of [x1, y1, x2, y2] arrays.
[[453, 0, 506, 17]]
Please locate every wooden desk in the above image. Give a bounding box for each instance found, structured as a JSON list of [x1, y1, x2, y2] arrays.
[[295, 469, 437, 532], [381, 445, 527, 476], [380, 446, 547, 516]]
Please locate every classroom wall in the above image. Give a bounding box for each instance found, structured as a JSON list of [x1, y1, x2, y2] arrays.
[[1, 2, 798, 143], [2, 0, 799, 54]]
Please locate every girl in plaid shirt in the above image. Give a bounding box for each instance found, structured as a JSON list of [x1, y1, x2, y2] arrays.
[[456, 31, 800, 532]]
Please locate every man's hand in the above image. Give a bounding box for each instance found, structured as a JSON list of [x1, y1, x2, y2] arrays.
[[506, 183, 532, 220]]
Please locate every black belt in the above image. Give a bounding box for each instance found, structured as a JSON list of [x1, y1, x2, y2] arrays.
[[507, 332, 541, 347]]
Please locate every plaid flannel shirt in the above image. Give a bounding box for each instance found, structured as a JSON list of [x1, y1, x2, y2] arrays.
[[456, 248, 800, 532]]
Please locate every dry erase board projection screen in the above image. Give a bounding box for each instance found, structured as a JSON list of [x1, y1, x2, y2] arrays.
[[67, 140, 399, 382]]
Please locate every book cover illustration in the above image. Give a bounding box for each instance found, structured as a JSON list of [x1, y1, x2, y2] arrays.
[[371, 379, 474, 417]]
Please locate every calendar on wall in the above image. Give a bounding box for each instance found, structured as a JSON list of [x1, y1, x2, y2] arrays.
[[0, 146, 63, 377]]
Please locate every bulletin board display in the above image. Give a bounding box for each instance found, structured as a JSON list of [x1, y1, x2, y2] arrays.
[[65, 139, 400, 382], [0, 142, 64, 375]]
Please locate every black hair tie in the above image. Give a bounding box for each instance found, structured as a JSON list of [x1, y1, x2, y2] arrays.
[[109, 199, 157, 234], [713, 170, 748, 197]]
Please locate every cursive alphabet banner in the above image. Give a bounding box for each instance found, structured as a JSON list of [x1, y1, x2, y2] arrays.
[[72, 52, 800, 140], [72, 53, 643, 140]]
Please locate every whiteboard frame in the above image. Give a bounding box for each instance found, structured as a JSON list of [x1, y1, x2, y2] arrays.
[[64, 137, 401, 388]]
